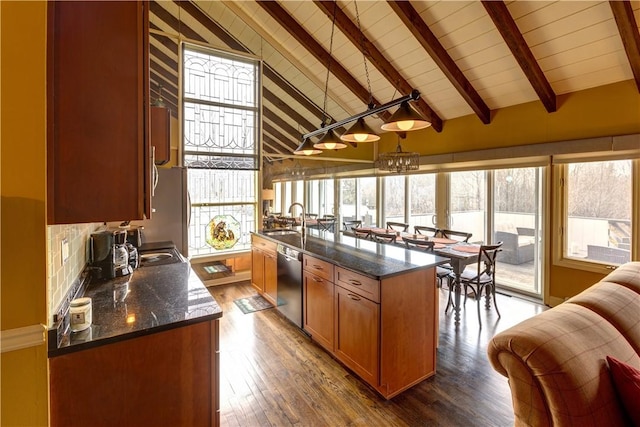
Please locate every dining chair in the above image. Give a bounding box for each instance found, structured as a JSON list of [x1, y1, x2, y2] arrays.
[[440, 229, 472, 242], [317, 218, 336, 232], [343, 220, 362, 231], [371, 230, 397, 244], [353, 228, 371, 239], [414, 225, 441, 237], [386, 221, 409, 232], [402, 236, 451, 288], [449, 242, 503, 328]]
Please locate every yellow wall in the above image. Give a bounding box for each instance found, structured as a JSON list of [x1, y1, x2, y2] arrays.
[[381, 79, 640, 153], [1, 1, 49, 426]]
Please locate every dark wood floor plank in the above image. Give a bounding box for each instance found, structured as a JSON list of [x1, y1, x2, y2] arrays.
[[208, 281, 546, 426]]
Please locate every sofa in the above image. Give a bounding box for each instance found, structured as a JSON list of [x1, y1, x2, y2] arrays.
[[495, 227, 535, 265], [488, 262, 640, 426]]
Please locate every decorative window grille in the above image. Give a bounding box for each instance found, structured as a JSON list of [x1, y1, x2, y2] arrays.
[[183, 45, 260, 257]]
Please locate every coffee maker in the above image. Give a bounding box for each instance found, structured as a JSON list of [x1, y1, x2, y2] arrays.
[[89, 230, 133, 280]]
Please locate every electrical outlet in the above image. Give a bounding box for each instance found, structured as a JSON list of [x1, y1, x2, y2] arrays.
[[61, 238, 70, 265]]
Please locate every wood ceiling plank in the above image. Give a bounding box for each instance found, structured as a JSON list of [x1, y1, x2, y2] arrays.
[[609, 0, 640, 92], [256, 0, 398, 126], [482, 0, 557, 113], [386, 0, 490, 125]]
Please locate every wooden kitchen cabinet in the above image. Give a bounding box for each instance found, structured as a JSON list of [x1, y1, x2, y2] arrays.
[[151, 106, 171, 165], [251, 235, 277, 305], [47, 1, 150, 224], [49, 319, 220, 427], [334, 283, 380, 386], [303, 255, 335, 351]]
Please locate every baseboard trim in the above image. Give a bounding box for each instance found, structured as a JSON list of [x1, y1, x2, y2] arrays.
[[1, 324, 46, 353], [203, 271, 252, 287]]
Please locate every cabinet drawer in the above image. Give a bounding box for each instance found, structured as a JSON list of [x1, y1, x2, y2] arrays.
[[251, 234, 276, 255], [303, 255, 334, 280], [335, 267, 379, 303]]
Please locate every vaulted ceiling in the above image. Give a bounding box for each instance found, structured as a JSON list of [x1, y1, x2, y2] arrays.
[[148, 0, 640, 161]]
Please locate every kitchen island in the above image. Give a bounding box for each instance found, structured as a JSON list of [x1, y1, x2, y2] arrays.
[[48, 261, 222, 427], [253, 228, 449, 399]]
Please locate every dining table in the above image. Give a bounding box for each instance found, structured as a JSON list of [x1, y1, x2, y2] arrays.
[[396, 232, 481, 325]]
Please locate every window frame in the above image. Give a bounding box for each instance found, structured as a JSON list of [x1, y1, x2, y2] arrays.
[[552, 154, 639, 274]]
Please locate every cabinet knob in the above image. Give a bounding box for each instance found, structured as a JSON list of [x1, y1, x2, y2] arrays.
[[349, 280, 362, 286], [347, 293, 361, 301]]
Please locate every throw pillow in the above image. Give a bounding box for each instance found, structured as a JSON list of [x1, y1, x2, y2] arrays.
[[606, 355, 640, 426]]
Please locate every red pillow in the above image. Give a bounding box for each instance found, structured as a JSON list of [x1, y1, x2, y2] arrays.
[[606, 355, 640, 426]]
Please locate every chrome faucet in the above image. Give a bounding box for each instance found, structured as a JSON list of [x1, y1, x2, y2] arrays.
[[288, 202, 306, 240]]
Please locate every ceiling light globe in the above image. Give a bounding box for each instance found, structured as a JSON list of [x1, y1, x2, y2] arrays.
[[397, 120, 415, 131]]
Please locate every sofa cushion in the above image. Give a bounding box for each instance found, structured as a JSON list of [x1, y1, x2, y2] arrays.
[[488, 303, 633, 426], [606, 355, 640, 426], [569, 281, 640, 355]]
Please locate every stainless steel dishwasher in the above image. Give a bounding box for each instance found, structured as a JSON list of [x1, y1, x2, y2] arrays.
[[276, 244, 303, 328]]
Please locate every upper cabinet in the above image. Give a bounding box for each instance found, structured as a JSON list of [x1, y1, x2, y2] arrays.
[[47, 1, 150, 224], [151, 106, 171, 165]]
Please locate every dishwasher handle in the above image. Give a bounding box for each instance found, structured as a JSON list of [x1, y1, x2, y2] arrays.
[[277, 244, 302, 262]]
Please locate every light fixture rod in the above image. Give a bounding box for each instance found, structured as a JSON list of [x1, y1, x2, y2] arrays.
[[302, 90, 420, 140]]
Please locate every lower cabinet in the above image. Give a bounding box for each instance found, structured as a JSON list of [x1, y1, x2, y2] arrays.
[[334, 284, 380, 386], [49, 319, 220, 427], [302, 256, 335, 351], [251, 235, 277, 305], [304, 260, 438, 399]]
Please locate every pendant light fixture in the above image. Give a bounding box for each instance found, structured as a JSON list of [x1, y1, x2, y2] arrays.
[[313, 1, 347, 152], [340, 117, 380, 142], [376, 135, 420, 173], [380, 101, 431, 132], [339, 1, 379, 144], [294, 137, 322, 155], [314, 128, 347, 150]]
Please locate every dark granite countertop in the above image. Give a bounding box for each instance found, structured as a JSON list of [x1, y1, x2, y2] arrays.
[[256, 228, 449, 279], [49, 261, 222, 357]]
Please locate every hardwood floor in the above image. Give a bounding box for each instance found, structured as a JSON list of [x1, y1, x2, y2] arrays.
[[207, 281, 547, 427]]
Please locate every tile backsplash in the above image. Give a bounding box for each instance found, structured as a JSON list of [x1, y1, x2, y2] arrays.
[[47, 223, 102, 324]]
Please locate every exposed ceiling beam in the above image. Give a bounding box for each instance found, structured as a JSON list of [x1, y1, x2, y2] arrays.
[[263, 134, 289, 155], [263, 86, 347, 136], [482, 0, 556, 113], [263, 67, 333, 127], [264, 107, 303, 144], [150, 43, 178, 74], [264, 87, 317, 133], [314, 0, 444, 131], [609, 0, 640, 92], [150, 23, 179, 55], [386, 0, 490, 125], [263, 121, 299, 152], [257, 0, 395, 124]]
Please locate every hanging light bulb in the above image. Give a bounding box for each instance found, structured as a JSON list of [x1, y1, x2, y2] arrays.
[[340, 118, 380, 143], [380, 101, 431, 132], [314, 128, 347, 150], [294, 138, 322, 156]]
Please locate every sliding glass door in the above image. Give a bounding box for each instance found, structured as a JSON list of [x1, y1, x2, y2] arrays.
[[493, 167, 543, 296], [448, 168, 543, 297]]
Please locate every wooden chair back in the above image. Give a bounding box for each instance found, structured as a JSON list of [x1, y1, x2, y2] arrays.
[[440, 229, 472, 242], [386, 222, 409, 232], [371, 230, 397, 244], [414, 226, 440, 237], [343, 220, 362, 231]]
